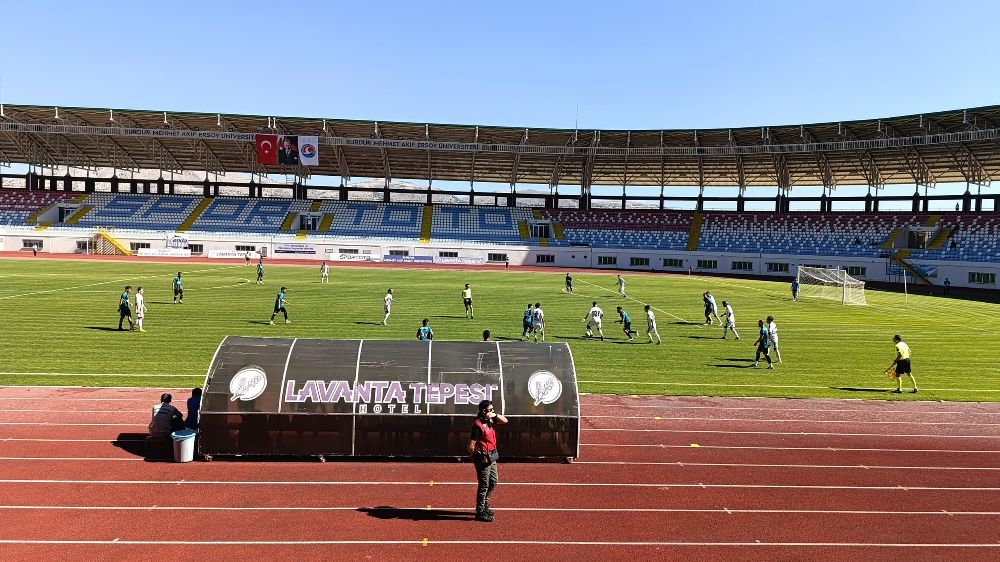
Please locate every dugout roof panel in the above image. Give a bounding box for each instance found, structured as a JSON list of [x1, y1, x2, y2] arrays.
[[1, 103, 999, 189]]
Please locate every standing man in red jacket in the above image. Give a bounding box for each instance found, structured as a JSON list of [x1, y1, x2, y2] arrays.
[[468, 399, 508, 522]]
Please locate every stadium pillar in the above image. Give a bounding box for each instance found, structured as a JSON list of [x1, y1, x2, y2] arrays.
[[975, 196, 982, 212], [339, 187, 347, 201], [49, 176, 57, 191], [110, 176, 119, 194], [696, 194, 704, 212], [129, 180, 138, 194], [962, 189, 972, 213], [736, 194, 744, 213], [84, 178, 95, 193], [864, 193, 872, 213], [912, 190, 920, 213], [63, 173, 72, 192], [25, 172, 33, 190], [156, 177, 165, 195], [921, 196, 929, 213], [872, 197, 879, 212], [203, 178, 211, 197], [168, 181, 175, 195], [774, 193, 781, 213]]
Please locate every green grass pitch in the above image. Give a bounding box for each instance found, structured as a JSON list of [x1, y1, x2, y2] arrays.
[[1, 258, 997, 402]]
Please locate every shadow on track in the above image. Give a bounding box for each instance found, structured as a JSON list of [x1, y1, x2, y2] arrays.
[[113, 432, 174, 462], [358, 506, 474, 521], [831, 387, 894, 393]]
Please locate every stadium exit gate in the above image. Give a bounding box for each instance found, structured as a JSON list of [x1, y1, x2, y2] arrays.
[[198, 336, 580, 461]]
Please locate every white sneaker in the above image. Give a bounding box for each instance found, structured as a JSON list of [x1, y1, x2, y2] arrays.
[[268, 320, 274, 325], [285, 320, 291, 324], [751, 362, 758, 368], [767, 364, 775, 369]]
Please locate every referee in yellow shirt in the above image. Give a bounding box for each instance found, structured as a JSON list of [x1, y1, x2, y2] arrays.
[[889, 335, 918, 394], [463, 283, 474, 320]]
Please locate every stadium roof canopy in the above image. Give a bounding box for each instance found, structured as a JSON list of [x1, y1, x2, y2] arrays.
[[1, 103, 998, 192]]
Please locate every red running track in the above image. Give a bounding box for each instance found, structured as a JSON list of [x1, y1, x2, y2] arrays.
[[0, 387, 998, 561]]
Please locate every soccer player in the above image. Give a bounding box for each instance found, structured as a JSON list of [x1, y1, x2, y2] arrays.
[[245, 251, 251, 266], [269, 286, 290, 325], [521, 304, 534, 341], [118, 286, 134, 331], [704, 291, 722, 325], [532, 303, 545, 343], [888, 335, 917, 393], [382, 288, 394, 325], [135, 286, 147, 333], [416, 318, 434, 340], [644, 305, 661, 344], [584, 301, 605, 341], [751, 319, 774, 369], [320, 262, 330, 284], [615, 306, 637, 341], [722, 300, 740, 340], [617, 275, 626, 298], [565, 273, 573, 293], [463, 283, 474, 319], [256, 259, 264, 285], [172, 272, 184, 304], [767, 315, 781, 363], [791, 279, 800, 301]]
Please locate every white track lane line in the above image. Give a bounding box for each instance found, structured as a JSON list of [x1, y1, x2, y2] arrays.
[[0, 266, 240, 301], [0, 505, 996, 516], [2, 457, 998, 471], [4, 410, 1000, 428], [0, 479, 998, 491], [0, 539, 997, 548]]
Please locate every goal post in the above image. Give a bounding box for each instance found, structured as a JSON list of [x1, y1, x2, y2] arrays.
[[796, 266, 867, 305]]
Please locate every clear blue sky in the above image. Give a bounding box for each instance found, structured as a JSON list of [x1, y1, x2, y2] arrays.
[[1, 0, 998, 207]]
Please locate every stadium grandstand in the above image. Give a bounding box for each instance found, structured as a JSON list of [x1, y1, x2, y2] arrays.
[[1, 103, 998, 288]]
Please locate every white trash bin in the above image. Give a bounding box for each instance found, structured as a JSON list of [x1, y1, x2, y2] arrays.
[[171, 429, 198, 463]]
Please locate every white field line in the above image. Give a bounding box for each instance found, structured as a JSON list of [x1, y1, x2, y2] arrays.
[[0, 373, 202, 378], [581, 443, 1000, 454], [0, 505, 996, 516], [576, 278, 692, 323], [578, 379, 1000, 393], [582, 428, 1000, 439], [0, 266, 240, 301], [1, 479, 999, 491], [0, 539, 998, 547], [2, 457, 998, 471], [578, 403, 1000, 415]]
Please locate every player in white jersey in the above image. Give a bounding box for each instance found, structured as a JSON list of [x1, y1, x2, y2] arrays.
[[617, 275, 626, 298], [721, 300, 740, 340], [382, 289, 394, 325], [531, 303, 545, 343], [644, 305, 661, 344], [135, 287, 147, 333], [583, 301, 605, 341], [767, 315, 781, 363], [320, 262, 330, 283]]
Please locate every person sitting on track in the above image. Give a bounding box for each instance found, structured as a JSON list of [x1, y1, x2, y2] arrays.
[[148, 393, 185, 438]]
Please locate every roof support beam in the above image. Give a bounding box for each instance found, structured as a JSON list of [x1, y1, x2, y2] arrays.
[[801, 126, 834, 190], [61, 110, 143, 172], [216, 115, 264, 176], [659, 131, 666, 199], [694, 130, 704, 196], [468, 126, 478, 189], [842, 125, 883, 192], [549, 130, 577, 193], [425, 124, 433, 188], [581, 130, 600, 202], [374, 122, 391, 188], [166, 115, 226, 175], [509, 128, 529, 192], [322, 120, 352, 182]]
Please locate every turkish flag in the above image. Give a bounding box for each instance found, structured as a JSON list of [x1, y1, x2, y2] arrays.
[[256, 134, 278, 166]]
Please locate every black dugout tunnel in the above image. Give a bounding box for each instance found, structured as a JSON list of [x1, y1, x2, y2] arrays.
[[198, 337, 580, 461]]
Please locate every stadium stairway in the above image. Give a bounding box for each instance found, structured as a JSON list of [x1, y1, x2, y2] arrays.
[[280, 212, 298, 232], [880, 227, 904, 250], [927, 227, 952, 250], [420, 205, 433, 243], [518, 220, 529, 239], [34, 222, 53, 232], [686, 212, 703, 251], [94, 231, 132, 256], [552, 221, 565, 241], [893, 249, 930, 284], [317, 214, 333, 232], [309, 200, 322, 212], [923, 214, 942, 227], [64, 206, 92, 225], [177, 198, 212, 232]]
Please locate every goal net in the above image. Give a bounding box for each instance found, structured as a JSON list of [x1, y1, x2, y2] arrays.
[[796, 266, 867, 305]]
